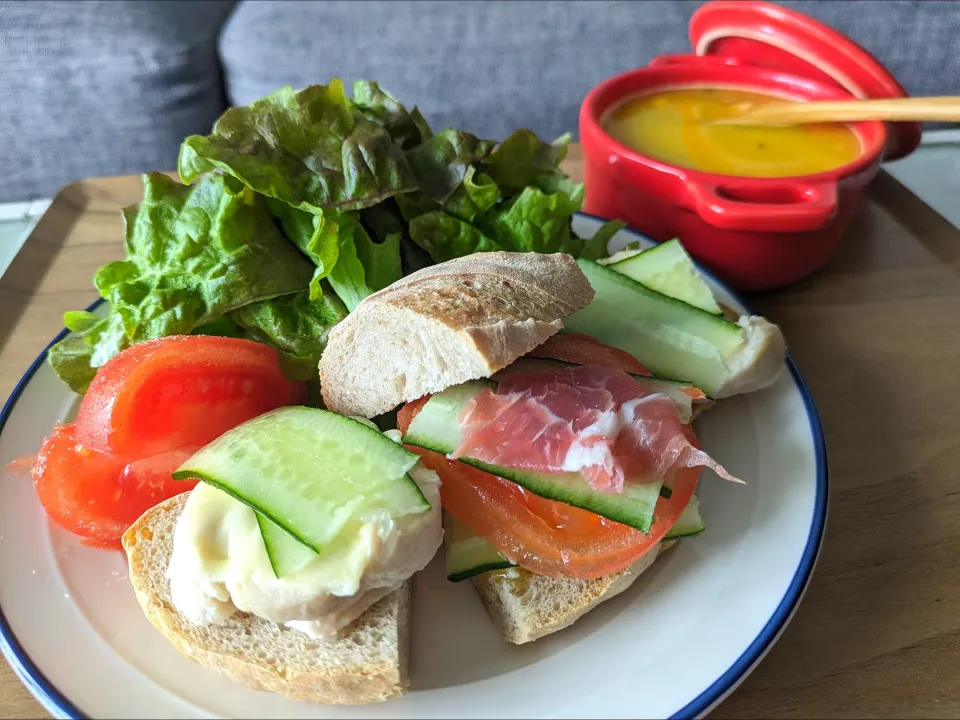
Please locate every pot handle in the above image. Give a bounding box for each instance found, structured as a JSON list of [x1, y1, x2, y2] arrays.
[[686, 181, 838, 232], [648, 54, 744, 69]]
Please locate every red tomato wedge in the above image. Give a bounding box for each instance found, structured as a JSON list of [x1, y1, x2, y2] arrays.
[[398, 393, 702, 580], [33, 424, 129, 546], [31, 425, 198, 550], [528, 333, 707, 400], [75, 335, 308, 457], [397, 395, 430, 437], [32, 335, 308, 549], [529, 333, 653, 376]]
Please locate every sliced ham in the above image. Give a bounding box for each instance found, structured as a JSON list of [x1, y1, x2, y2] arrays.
[[452, 364, 741, 494]]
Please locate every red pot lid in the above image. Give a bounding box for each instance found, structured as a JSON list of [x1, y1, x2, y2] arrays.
[[689, 0, 921, 161]]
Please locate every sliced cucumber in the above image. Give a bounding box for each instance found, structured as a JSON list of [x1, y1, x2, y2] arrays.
[[174, 407, 431, 554], [664, 494, 705, 539], [256, 512, 318, 577], [444, 513, 514, 582], [404, 380, 663, 532], [565, 260, 744, 397], [600, 239, 722, 315]]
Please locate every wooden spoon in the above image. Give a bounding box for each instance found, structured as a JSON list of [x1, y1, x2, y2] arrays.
[[710, 96, 960, 126]]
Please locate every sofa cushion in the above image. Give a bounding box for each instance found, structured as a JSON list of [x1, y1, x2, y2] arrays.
[[220, 0, 960, 142], [220, 0, 694, 142], [778, 1, 960, 102], [0, 0, 236, 202]]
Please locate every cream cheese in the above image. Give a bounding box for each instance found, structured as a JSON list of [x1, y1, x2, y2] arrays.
[[167, 429, 442, 638]]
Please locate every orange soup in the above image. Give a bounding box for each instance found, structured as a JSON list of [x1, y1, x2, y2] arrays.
[[602, 88, 862, 178]]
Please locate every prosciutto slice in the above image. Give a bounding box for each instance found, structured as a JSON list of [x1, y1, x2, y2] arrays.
[[451, 364, 741, 494]]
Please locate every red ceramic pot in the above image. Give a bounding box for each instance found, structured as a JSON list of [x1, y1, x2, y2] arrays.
[[579, 1, 921, 291]]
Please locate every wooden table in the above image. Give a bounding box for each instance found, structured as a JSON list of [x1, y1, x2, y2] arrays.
[[1, 146, 959, 718]]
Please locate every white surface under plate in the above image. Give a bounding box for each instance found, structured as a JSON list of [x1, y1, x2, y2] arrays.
[[0, 215, 827, 719]]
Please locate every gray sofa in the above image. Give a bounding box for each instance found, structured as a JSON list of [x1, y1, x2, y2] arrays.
[[3, 0, 959, 203]]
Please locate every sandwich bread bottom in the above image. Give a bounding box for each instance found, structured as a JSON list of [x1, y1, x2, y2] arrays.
[[472, 540, 675, 645], [122, 494, 410, 705], [123, 495, 676, 703]]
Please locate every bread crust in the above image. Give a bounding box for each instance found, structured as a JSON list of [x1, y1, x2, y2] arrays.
[[471, 541, 675, 644], [319, 251, 594, 418]]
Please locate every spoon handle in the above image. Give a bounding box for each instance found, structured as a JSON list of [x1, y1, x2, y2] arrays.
[[713, 96, 960, 126]]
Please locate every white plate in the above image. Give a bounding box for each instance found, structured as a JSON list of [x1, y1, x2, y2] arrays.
[[0, 215, 827, 719]]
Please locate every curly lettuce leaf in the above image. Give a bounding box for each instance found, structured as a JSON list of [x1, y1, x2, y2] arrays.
[[325, 213, 373, 311], [62, 310, 101, 335], [404, 129, 496, 203], [192, 314, 247, 338], [95, 172, 312, 345], [351, 80, 432, 149], [406, 183, 615, 263], [354, 226, 403, 292], [482, 129, 583, 203], [48, 309, 130, 394], [482, 186, 582, 254], [399, 233, 434, 275], [354, 204, 404, 291], [409, 210, 500, 263], [397, 168, 500, 229], [231, 288, 348, 381], [441, 167, 500, 224], [580, 219, 627, 261], [50, 172, 317, 393], [360, 202, 404, 242], [179, 81, 418, 213], [267, 199, 341, 300]]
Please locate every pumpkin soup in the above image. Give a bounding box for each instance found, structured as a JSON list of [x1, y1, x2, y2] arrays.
[[602, 88, 862, 177]]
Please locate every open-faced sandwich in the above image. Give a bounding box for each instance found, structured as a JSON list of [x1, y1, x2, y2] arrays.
[[122, 405, 442, 704]]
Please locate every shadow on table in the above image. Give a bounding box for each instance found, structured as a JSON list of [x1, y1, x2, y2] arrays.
[[870, 171, 960, 273], [0, 183, 89, 352]]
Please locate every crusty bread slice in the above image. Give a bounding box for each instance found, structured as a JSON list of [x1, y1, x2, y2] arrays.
[[471, 541, 675, 645], [122, 495, 411, 705], [319, 251, 594, 418]]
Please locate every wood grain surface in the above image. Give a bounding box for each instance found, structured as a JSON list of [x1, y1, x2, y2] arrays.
[[1, 146, 958, 718]]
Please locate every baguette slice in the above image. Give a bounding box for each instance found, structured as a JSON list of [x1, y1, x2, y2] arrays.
[[122, 494, 411, 705], [320, 251, 594, 418], [472, 541, 674, 644]]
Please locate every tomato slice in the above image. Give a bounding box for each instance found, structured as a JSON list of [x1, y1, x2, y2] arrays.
[[31, 425, 199, 550], [529, 333, 652, 376], [32, 424, 128, 543], [34, 335, 308, 549], [398, 393, 701, 580], [119, 447, 200, 507], [75, 335, 308, 457], [397, 395, 430, 438], [410, 445, 698, 580]]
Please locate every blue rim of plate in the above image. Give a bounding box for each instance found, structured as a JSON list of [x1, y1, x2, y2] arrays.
[[0, 216, 828, 720]]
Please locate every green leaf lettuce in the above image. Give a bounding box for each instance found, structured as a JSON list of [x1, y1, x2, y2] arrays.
[[49, 78, 628, 397], [481, 186, 582, 254], [179, 81, 419, 213], [482, 129, 583, 202], [231, 288, 348, 381], [48, 309, 130, 394], [351, 80, 432, 150], [49, 172, 313, 390]]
